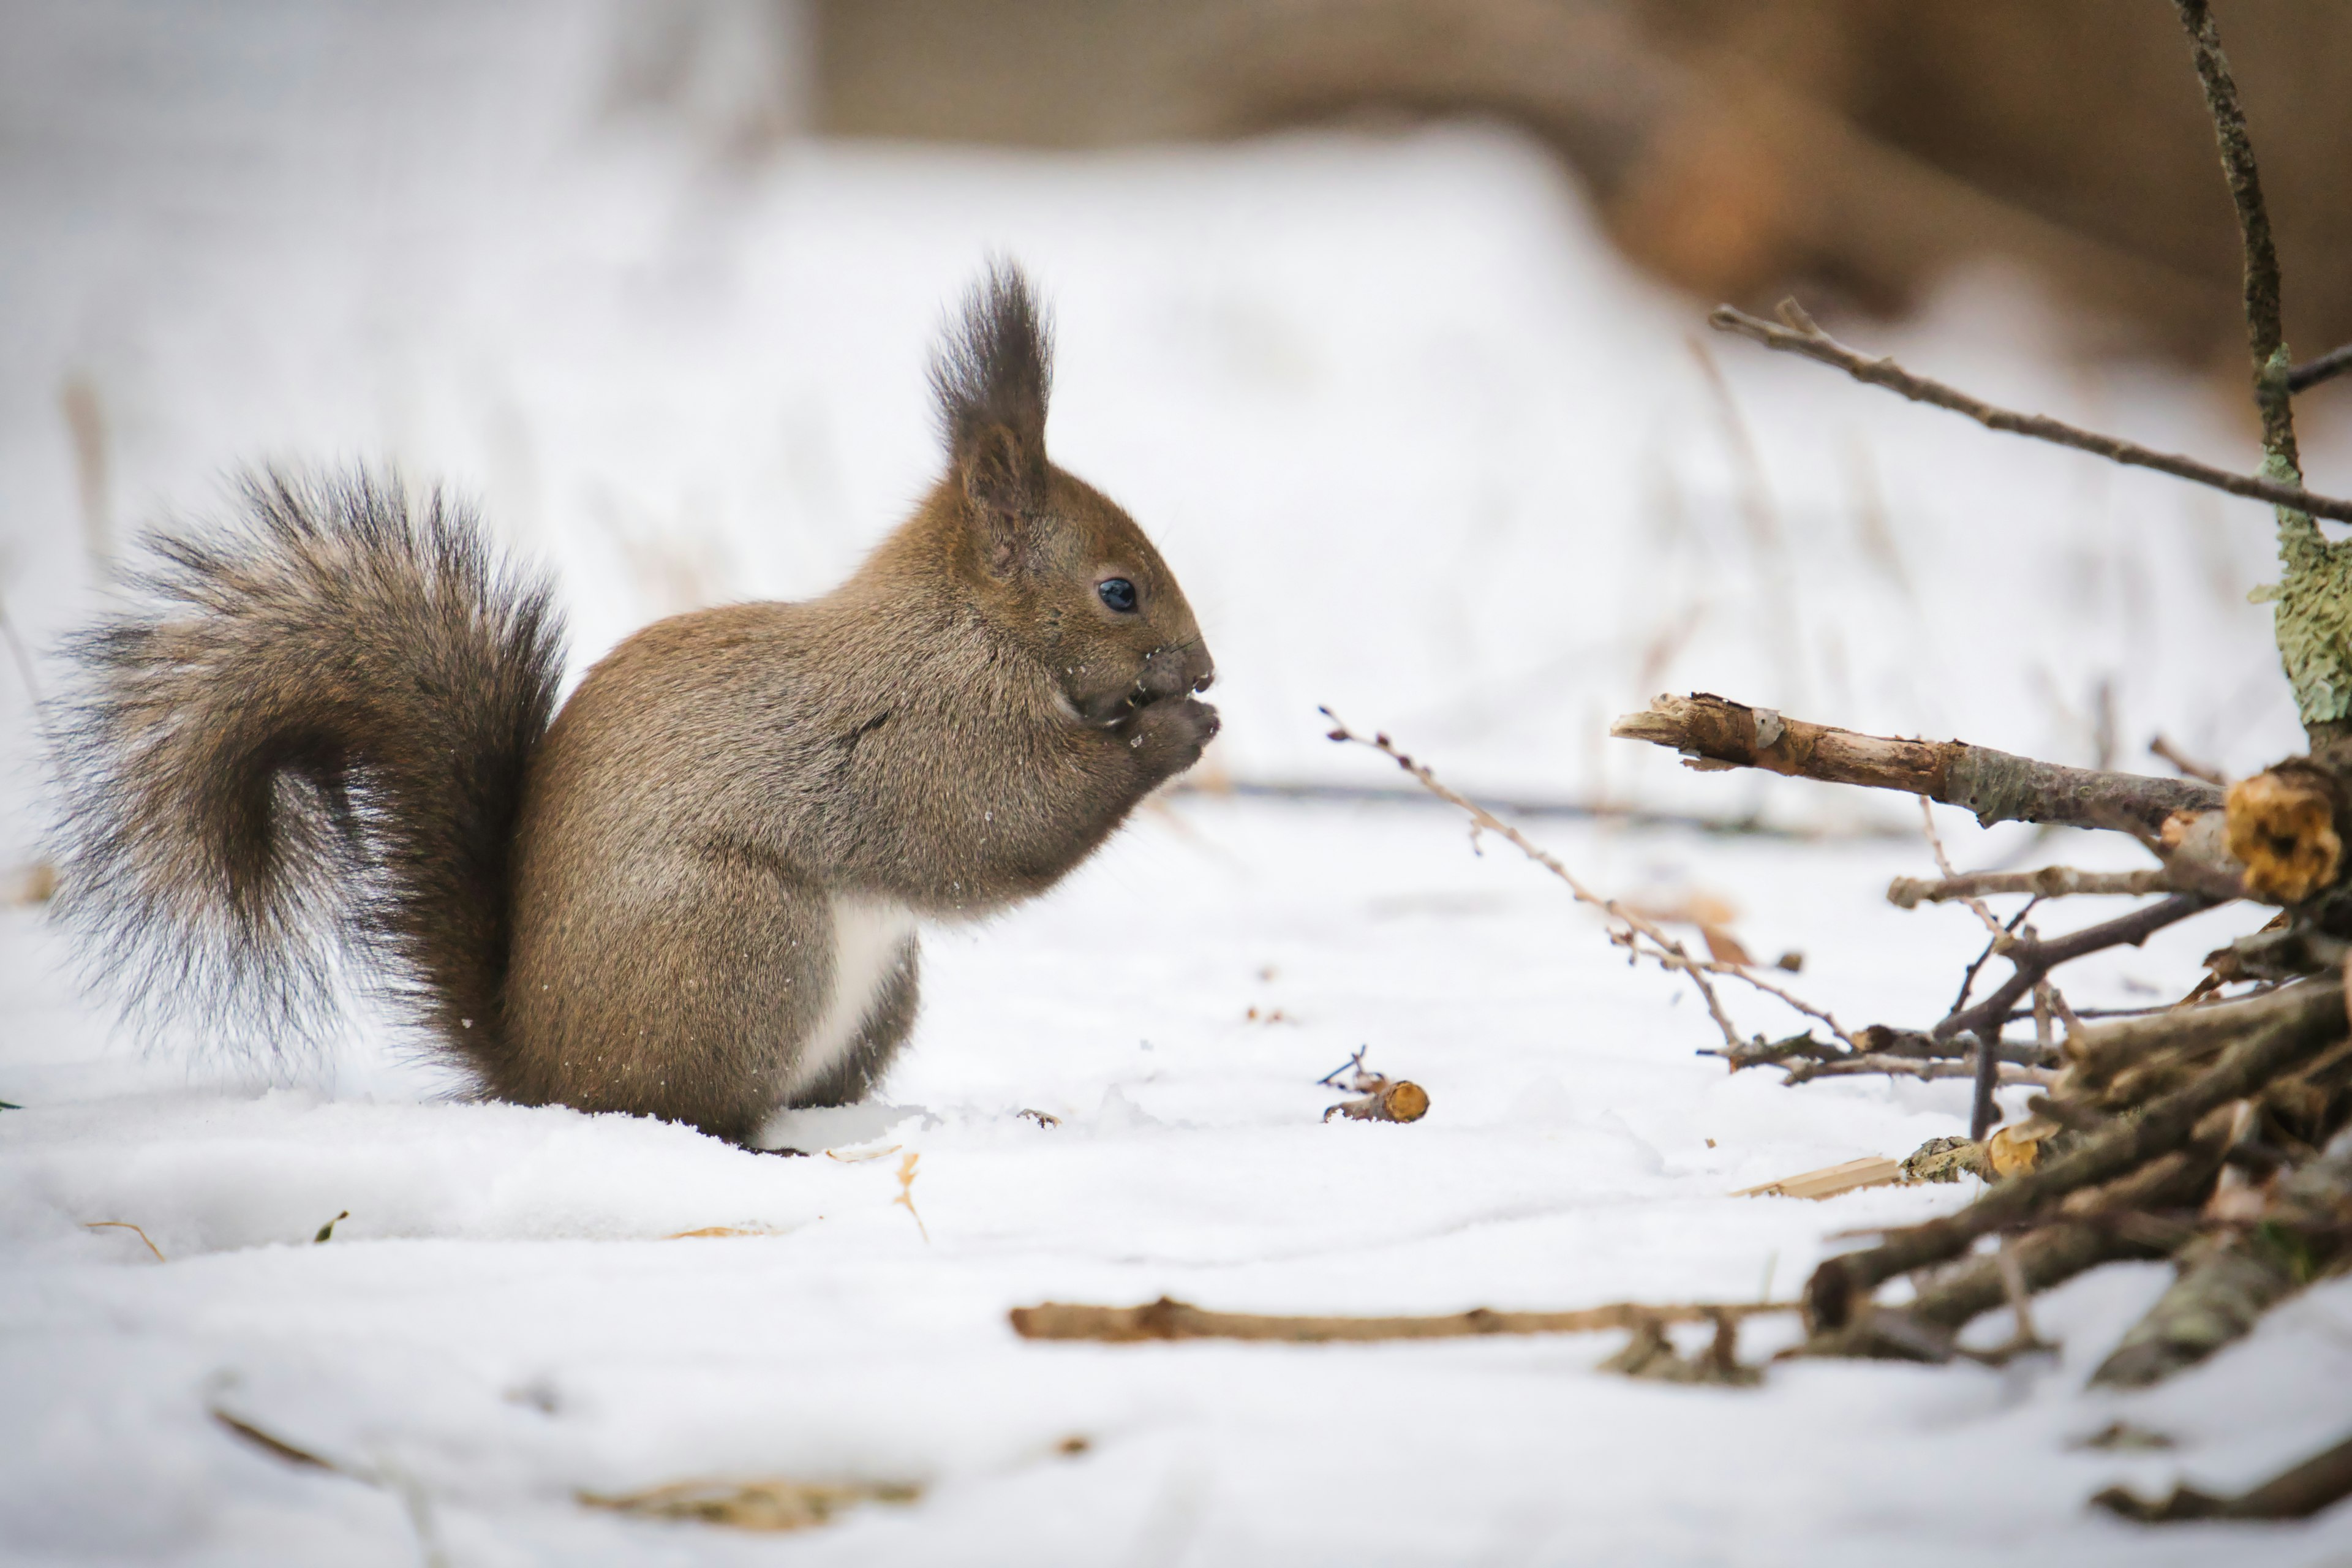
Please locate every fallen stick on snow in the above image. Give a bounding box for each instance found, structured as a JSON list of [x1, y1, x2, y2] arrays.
[[1009, 1295, 1792, 1344], [2094, 1430, 2352, 1523]]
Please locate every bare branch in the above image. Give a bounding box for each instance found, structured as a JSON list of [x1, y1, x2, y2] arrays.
[[1612, 692, 2227, 835], [1937, 895, 2218, 1046], [1706, 304, 2352, 522], [1888, 867, 2176, 908], [2174, 0, 2297, 467], [2288, 342, 2352, 394], [1779, 1055, 2056, 1088]]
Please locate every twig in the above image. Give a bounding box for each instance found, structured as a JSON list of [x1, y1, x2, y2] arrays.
[[1950, 899, 2038, 1018], [1779, 1055, 2054, 1088], [212, 1409, 450, 1566], [2174, 0, 2296, 468], [1802, 977, 2346, 1332], [2149, 735, 2225, 787], [2094, 1430, 2352, 1523], [1970, 1028, 2003, 1142], [84, 1220, 165, 1261], [1325, 709, 1853, 1049], [1611, 693, 2225, 834], [1316, 1047, 1370, 1088], [1009, 1295, 1793, 1344], [2090, 1136, 2352, 1388], [1937, 895, 2217, 1046], [1800, 1118, 2232, 1363], [1917, 796, 2002, 938], [2288, 342, 2352, 395], [1707, 303, 2352, 522], [2062, 976, 2328, 1093], [1890, 867, 2175, 908], [1170, 778, 1912, 841]]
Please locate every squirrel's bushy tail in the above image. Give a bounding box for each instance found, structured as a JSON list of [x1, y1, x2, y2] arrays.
[[49, 469, 564, 1067]]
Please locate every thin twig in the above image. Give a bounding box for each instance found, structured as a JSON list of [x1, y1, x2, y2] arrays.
[[1970, 1028, 2003, 1142], [1324, 708, 1855, 1048], [1890, 867, 2176, 907], [85, 1219, 165, 1261], [2174, 0, 2297, 468], [1706, 303, 2352, 523], [1781, 1055, 2056, 1088], [1172, 778, 1912, 840], [1939, 895, 2217, 1046], [2288, 342, 2352, 395], [1951, 900, 2039, 1017], [1918, 796, 2003, 938], [2149, 735, 2226, 787]]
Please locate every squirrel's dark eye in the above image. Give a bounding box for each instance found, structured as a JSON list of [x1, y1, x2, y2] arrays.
[[1097, 577, 1137, 613]]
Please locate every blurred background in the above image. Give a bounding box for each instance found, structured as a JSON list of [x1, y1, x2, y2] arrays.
[[6, 0, 2351, 870]]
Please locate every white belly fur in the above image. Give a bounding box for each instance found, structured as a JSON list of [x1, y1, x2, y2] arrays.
[[780, 893, 918, 1102]]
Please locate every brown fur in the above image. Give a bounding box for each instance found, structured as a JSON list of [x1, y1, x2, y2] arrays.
[[51, 263, 1216, 1141]]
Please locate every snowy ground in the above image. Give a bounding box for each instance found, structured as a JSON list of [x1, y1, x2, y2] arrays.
[[6, 4, 2352, 1564]]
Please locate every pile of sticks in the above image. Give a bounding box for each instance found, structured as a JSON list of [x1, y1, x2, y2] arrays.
[[1019, 1, 2352, 1525], [1605, 0, 2352, 1517]]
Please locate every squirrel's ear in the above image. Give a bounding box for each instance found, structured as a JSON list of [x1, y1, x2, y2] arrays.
[[959, 422, 1045, 573], [930, 261, 1054, 575]]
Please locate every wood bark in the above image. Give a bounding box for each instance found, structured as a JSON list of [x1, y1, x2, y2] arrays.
[[2094, 1430, 2352, 1522], [1611, 694, 2225, 834], [1802, 980, 2346, 1332], [1008, 1295, 1785, 1344], [2061, 979, 2331, 1095], [1796, 1111, 2233, 1362], [2090, 1137, 2352, 1388]]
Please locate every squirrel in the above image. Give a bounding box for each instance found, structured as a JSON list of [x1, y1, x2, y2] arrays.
[[48, 263, 1218, 1145]]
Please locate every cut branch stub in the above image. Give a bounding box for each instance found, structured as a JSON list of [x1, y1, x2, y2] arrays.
[[2226, 761, 2346, 903], [1610, 693, 2224, 834]]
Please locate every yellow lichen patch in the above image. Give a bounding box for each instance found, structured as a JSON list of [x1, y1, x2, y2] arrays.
[[2225, 770, 2342, 902]]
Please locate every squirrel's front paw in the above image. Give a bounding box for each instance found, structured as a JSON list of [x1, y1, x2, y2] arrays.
[[1120, 695, 1220, 775]]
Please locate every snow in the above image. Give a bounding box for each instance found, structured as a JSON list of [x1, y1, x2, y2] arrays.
[[5, 4, 2352, 1563]]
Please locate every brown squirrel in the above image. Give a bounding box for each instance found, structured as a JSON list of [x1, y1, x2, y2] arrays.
[[50, 263, 1218, 1144]]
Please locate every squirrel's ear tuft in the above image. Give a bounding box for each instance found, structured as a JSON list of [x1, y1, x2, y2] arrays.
[[931, 261, 1052, 570]]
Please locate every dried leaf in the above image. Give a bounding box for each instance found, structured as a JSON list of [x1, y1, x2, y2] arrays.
[[1699, 924, 1754, 966]]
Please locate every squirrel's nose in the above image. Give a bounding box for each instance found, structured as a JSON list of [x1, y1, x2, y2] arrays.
[[1142, 644, 1213, 701]]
